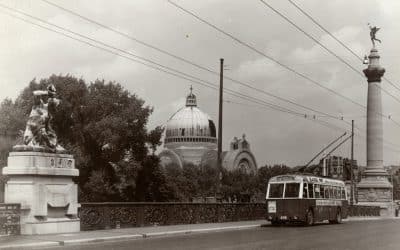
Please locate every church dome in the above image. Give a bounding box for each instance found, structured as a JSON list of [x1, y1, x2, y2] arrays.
[[164, 87, 217, 149]]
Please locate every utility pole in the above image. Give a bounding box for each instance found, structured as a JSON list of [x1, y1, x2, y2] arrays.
[[217, 58, 224, 200], [350, 120, 354, 205]]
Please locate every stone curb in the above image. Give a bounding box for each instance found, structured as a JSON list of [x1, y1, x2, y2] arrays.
[[0, 224, 262, 249], [0, 241, 60, 250], [62, 234, 144, 245], [142, 224, 260, 238], [344, 216, 400, 221]]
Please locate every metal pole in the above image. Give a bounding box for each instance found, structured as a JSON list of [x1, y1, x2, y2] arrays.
[[350, 120, 354, 205], [217, 58, 224, 201], [217, 58, 224, 170]]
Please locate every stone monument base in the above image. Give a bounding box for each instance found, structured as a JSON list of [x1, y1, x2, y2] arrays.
[[356, 201, 394, 217], [357, 174, 393, 217], [2, 151, 80, 235]]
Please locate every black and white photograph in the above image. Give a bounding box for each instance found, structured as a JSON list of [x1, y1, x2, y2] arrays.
[[0, 0, 400, 249]]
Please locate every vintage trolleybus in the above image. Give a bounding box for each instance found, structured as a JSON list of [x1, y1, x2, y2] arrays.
[[266, 175, 348, 225]]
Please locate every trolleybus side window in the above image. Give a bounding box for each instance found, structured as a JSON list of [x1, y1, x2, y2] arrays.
[[285, 183, 300, 198], [336, 187, 341, 199], [314, 184, 320, 198], [269, 183, 284, 198], [325, 186, 330, 199], [320, 185, 325, 198], [302, 183, 308, 198], [308, 183, 314, 198], [341, 187, 346, 199]]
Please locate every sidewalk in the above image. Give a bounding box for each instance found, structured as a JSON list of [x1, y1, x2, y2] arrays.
[[0, 220, 266, 249], [1, 217, 399, 249]]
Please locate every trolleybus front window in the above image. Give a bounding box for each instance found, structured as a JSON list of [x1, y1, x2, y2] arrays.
[[285, 183, 300, 198], [269, 183, 284, 198]]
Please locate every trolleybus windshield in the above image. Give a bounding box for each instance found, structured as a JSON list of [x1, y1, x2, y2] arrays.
[[268, 183, 301, 198], [285, 183, 300, 198], [269, 183, 284, 198]]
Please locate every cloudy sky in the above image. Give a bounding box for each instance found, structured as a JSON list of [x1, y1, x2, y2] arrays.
[[1, 0, 400, 167]]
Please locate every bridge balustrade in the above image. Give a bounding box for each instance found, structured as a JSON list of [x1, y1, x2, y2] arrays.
[[79, 202, 266, 231]]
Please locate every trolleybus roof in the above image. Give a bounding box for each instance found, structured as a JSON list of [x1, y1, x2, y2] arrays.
[[269, 174, 345, 186]]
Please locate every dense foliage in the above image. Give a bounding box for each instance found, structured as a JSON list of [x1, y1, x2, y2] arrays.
[[0, 75, 164, 201], [161, 162, 291, 202], [0, 74, 294, 202]]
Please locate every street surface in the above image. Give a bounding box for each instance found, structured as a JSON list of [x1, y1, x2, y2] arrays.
[[44, 219, 400, 250]]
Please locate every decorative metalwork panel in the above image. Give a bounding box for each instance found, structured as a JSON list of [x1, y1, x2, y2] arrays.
[[348, 205, 380, 217], [0, 203, 20, 235], [80, 202, 267, 230], [79, 203, 379, 231]]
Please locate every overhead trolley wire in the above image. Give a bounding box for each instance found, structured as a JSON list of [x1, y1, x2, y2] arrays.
[[287, 0, 400, 94], [283, 0, 400, 128], [3, 3, 399, 151], [166, 0, 367, 110], [0, 5, 357, 137], [258, 0, 400, 107], [40, 0, 346, 122], [0, 6, 330, 127]]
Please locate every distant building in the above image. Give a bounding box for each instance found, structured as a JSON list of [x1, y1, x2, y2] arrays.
[[316, 155, 357, 181], [313, 155, 358, 203], [159, 88, 257, 173]]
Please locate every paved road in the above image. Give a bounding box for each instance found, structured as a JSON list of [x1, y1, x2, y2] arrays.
[[44, 220, 400, 250]]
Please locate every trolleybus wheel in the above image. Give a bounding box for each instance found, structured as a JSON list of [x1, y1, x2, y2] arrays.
[[305, 209, 314, 226], [329, 208, 342, 224], [335, 209, 342, 224]]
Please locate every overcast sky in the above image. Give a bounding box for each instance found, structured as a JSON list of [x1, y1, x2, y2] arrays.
[[1, 0, 400, 167]]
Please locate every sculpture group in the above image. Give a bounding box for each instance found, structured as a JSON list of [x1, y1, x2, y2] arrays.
[[14, 84, 66, 153]]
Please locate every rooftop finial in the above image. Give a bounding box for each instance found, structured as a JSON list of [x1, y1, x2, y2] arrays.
[[186, 85, 197, 107]]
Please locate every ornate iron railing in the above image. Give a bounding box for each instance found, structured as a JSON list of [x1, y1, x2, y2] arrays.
[[348, 205, 380, 217], [80, 202, 266, 231], [80, 202, 382, 231], [0, 203, 20, 235]]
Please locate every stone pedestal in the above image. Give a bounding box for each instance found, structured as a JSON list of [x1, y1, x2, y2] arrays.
[[357, 176, 393, 216], [2, 151, 80, 234], [357, 46, 393, 216]]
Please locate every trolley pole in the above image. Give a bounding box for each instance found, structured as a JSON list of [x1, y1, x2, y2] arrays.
[[217, 58, 224, 200], [350, 120, 354, 205]]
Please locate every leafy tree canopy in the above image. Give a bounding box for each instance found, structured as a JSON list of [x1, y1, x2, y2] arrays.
[[0, 74, 163, 201]]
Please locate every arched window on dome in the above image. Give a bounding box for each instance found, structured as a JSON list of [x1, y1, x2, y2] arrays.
[[181, 128, 185, 136]]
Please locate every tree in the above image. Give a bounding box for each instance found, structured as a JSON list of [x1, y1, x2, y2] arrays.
[[255, 164, 291, 195], [135, 155, 176, 201], [0, 75, 163, 201], [221, 169, 257, 202]]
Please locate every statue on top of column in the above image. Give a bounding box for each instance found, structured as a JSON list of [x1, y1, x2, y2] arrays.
[[13, 84, 66, 153], [368, 24, 381, 47]]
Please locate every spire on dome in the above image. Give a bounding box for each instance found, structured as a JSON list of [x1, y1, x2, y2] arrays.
[[186, 85, 197, 107]]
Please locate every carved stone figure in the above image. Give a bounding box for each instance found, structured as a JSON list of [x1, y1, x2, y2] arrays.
[[14, 84, 65, 153], [369, 24, 381, 47]]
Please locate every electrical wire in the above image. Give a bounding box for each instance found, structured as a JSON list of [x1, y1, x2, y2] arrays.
[[40, 0, 345, 122]]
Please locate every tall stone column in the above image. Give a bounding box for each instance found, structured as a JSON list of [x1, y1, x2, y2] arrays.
[[357, 46, 393, 215]]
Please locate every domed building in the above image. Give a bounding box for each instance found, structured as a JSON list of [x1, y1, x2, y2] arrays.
[[159, 87, 257, 173]]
